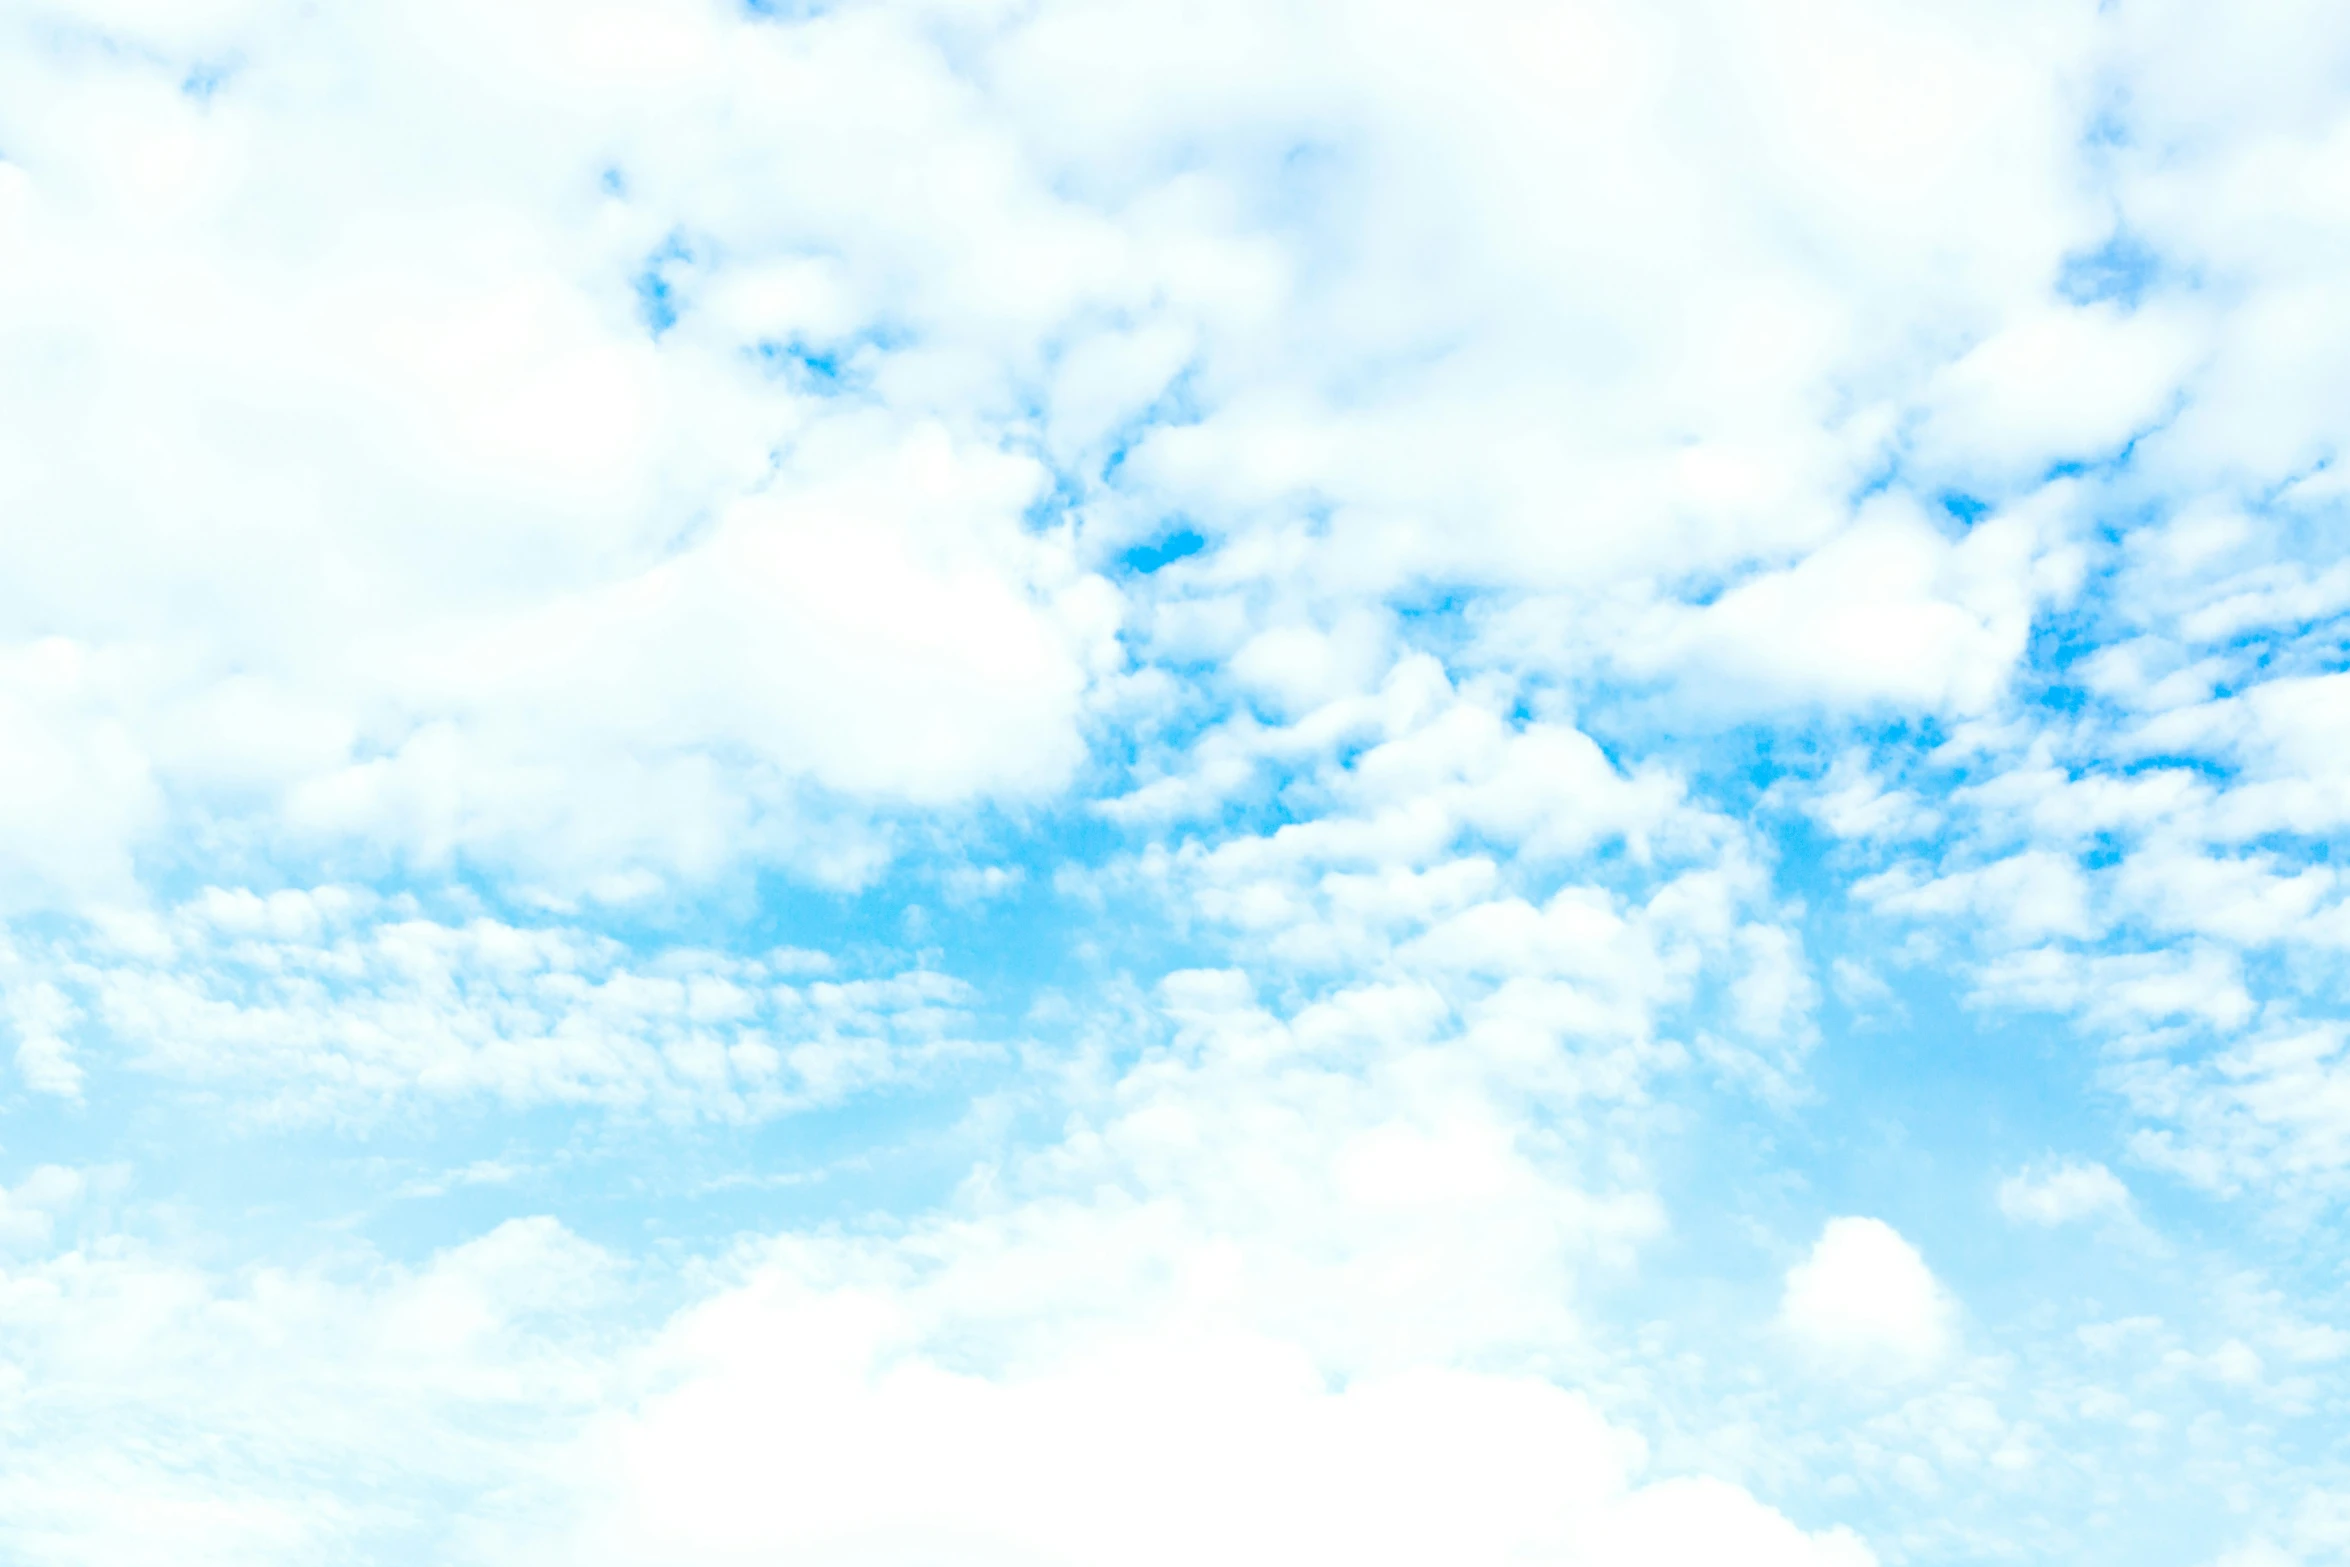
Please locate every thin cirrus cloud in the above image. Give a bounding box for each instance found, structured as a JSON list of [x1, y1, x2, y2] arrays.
[[2, 1, 2350, 1566]]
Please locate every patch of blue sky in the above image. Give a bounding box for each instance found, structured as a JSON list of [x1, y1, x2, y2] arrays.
[[631, 233, 701, 339], [1938, 489, 1993, 526], [179, 59, 234, 102], [740, 0, 836, 19], [633, 268, 679, 337], [1630, 966, 2114, 1287], [1621, 955, 2329, 1564], [751, 330, 898, 394], [2025, 594, 2126, 672], [2059, 230, 2167, 310], [1116, 524, 1206, 575]]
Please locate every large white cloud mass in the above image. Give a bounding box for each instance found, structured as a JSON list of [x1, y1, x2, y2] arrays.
[[4, 0, 2350, 1564]]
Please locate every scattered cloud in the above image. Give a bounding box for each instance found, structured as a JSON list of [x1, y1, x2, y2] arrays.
[[2, 0, 2350, 1560], [1998, 1160, 2133, 1226], [1780, 1218, 1959, 1383]]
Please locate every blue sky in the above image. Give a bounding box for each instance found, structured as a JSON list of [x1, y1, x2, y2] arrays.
[[2, 0, 2349, 1563]]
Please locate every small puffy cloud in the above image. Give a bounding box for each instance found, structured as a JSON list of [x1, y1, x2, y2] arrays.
[[1622, 495, 2061, 716], [0, 1164, 87, 1250], [4, 976, 84, 1099], [1998, 1160, 2132, 1226], [1807, 753, 1943, 844], [1227, 612, 1394, 720], [1830, 957, 1900, 1018], [1858, 849, 2097, 945], [1779, 1217, 1958, 1382], [1913, 303, 2205, 487]]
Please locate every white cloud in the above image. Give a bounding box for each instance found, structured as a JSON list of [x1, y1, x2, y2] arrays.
[[1997, 1160, 2132, 1226], [553, 1304, 1875, 1567], [1780, 1217, 1959, 1382], [0, 1164, 87, 1250], [1808, 754, 1945, 844], [6, 888, 976, 1120], [1912, 303, 2205, 487], [5, 0, 2350, 1558], [1622, 492, 2077, 715], [0, 1191, 1873, 1567], [1859, 849, 2097, 945], [0, 1214, 619, 1567], [0, 0, 1137, 899], [2210, 1546, 2301, 1567], [2118, 1025, 2350, 1199], [0, 0, 2134, 902], [0, 643, 159, 909], [3, 973, 85, 1100]]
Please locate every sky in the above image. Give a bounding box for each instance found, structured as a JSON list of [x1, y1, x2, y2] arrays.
[[1, 0, 2348, 1562]]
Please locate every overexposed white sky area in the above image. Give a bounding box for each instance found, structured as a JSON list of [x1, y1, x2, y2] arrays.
[[3, 1, 2350, 1563]]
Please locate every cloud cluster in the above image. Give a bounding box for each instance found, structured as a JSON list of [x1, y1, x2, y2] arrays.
[[2, 885, 979, 1119], [3, 0, 2350, 1564]]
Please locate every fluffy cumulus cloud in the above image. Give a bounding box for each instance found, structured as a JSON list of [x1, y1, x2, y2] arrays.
[[558, 1315, 1875, 1567], [1999, 1159, 2134, 1226], [1779, 1218, 1958, 1382], [2, 0, 2349, 1564]]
